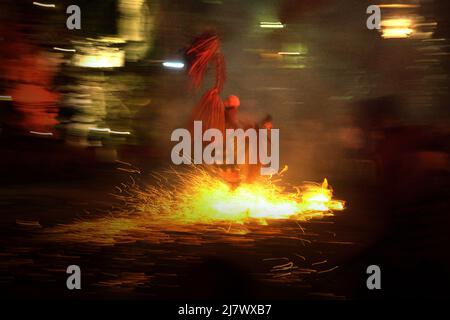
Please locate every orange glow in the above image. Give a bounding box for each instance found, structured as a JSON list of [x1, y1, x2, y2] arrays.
[[381, 18, 415, 39], [45, 167, 345, 245], [382, 18, 413, 28], [378, 4, 420, 9], [126, 167, 345, 224], [382, 27, 414, 38]]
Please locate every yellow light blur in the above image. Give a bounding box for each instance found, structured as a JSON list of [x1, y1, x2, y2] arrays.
[[132, 169, 345, 224], [378, 4, 420, 9], [44, 168, 345, 245], [73, 48, 125, 68], [74, 54, 124, 68], [382, 28, 414, 38], [382, 18, 413, 28], [72, 37, 126, 68], [278, 52, 301, 56], [381, 18, 415, 39], [260, 22, 284, 29]]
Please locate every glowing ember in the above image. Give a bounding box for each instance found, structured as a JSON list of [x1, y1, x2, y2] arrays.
[[43, 166, 345, 245], [130, 167, 345, 224]]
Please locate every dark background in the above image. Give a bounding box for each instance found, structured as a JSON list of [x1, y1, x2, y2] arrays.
[[0, 0, 449, 300]]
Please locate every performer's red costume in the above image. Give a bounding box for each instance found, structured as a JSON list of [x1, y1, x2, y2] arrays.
[[186, 33, 226, 136], [186, 33, 269, 185]]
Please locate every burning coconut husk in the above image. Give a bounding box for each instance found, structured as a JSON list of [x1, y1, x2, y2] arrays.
[[42, 166, 344, 245]]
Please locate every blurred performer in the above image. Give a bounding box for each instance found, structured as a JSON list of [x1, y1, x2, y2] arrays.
[[186, 33, 271, 185], [186, 33, 238, 184], [186, 33, 226, 136], [224, 95, 240, 129], [241, 114, 274, 183], [222, 95, 241, 185]]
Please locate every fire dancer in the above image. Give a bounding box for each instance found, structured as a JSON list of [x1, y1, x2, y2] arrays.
[[224, 95, 240, 129], [186, 33, 237, 185], [222, 94, 241, 185], [240, 114, 274, 183], [261, 114, 273, 131], [186, 33, 267, 185], [186, 33, 226, 136]]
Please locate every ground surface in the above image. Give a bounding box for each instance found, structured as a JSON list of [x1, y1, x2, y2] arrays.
[[1, 156, 448, 300]]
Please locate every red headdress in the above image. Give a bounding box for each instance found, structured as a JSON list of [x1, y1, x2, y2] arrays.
[[187, 33, 226, 135]]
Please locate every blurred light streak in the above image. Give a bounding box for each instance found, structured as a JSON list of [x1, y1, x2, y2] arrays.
[[110, 130, 131, 135], [89, 128, 131, 135], [32, 2, 55, 8], [53, 47, 76, 52], [278, 52, 301, 56], [260, 22, 284, 29], [423, 38, 446, 42], [0, 95, 12, 101], [382, 27, 414, 39], [378, 4, 420, 9], [73, 49, 125, 68], [162, 61, 185, 69], [382, 18, 413, 28], [30, 131, 53, 136], [259, 52, 281, 59], [85, 37, 126, 44], [381, 18, 414, 39], [416, 22, 438, 27], [72, 37, 126, 68]]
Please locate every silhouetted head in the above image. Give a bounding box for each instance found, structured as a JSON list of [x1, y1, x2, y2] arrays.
[[224, 95, 240, 109]]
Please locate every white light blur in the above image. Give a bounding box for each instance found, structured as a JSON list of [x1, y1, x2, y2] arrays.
[[30, 131, 53, 136], [162, 61, 185, 69], [89, 128, 131, 135], [53, 47, 76, 52], [32, 2, 56, 8]]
